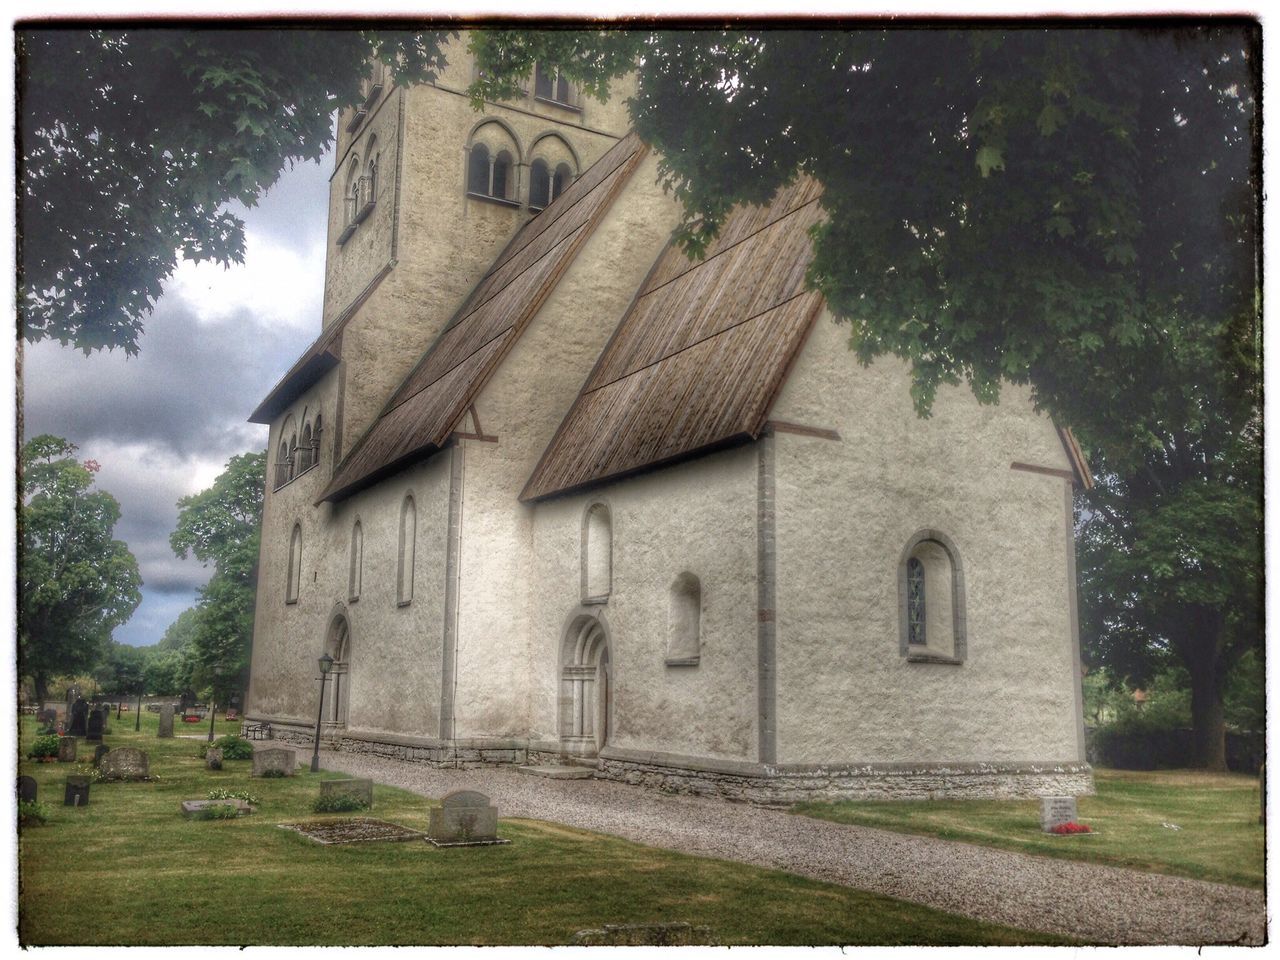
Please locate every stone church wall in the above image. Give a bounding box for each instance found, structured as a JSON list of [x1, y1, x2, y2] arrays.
[[766, 311, 1088, 770]]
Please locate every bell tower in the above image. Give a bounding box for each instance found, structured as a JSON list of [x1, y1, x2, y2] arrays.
[[320, 41, 635, 460]]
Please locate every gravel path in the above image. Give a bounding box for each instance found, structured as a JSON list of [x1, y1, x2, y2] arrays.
[[288, 745, 1265, 945]]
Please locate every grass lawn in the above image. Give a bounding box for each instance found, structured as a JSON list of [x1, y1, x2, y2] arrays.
[[16, 719, 1072, 946], [793, 768, 1264, 890]]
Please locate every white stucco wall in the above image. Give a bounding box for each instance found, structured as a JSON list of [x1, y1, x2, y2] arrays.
[[768, 310, 1083, 765]]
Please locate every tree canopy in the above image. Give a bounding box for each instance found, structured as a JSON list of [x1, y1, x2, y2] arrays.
[[19, 28, 453, 354], [170, 450, 267, 702], [19, 435, 143, 702]]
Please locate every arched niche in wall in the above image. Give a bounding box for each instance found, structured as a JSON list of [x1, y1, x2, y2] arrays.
[[666, 572, 702, 666], [582, 502, 612, 603]]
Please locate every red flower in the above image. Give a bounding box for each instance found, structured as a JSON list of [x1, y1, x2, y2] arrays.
[[83, 459, 101, 473], [1050, 821, 1092, 834]]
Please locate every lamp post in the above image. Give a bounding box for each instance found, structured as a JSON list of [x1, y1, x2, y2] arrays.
[[311, 654, 335, 773], [135, 686, 143, 732]]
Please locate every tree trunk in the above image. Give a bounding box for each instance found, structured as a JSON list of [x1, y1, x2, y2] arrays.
[[1188, 660, 1228, 771], [33, 673, 49, 706]]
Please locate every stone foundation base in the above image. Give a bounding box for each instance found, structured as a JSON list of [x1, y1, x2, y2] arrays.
[[250, 718, 1094, 804], [596, 748, 1095, 806]]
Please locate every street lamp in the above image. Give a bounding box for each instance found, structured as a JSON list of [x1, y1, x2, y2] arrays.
[[135, 684, 143, 732], [311, 654, 335, 773]]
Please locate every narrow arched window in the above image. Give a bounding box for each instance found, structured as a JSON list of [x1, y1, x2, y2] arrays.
[[344, 157, 361, 225], [552, 162, 573, 201], [529, 158, 551, 209], [313, 414, 323, 469], [667, 573, 702, 665], [907, 558, 926, 646], [467, 142, 490, 195], [299, 423, 313, 473], [556, 72, 570, 105], [583, 503, 612, 602], [899, 531, 966, 662], [397, 495, 416, 606], [288, 433, 298, 481], [534, 63, 553, 100], [492, 150, 512, 200], [348, 520, 363, 602], [286, 524, 302, 604], [275, 440, 290, 489]]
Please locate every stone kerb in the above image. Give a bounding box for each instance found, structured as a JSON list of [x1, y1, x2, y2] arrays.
[[427, 789, 506, 846], [320, 778, 374, 808], [99, 747, 150, 781], [252, 746, 298, 778], [181, 798, 255, 819]]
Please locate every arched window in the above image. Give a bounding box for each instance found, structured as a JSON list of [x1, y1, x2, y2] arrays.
[[366, 149, 378, 201], [288, 432, 299, 482], [552, 162, 573, 202], [492, 149, 513, 200], [275, 439, 290, 489], [299, 423, 313, 473], [467, 142, 491, 195], [667, 573, 702, 665], [898, 530, 966, 662], [556, 72, 570, 105], [286, 524, 302, 604], [397, 495, 416, 606], [344, 156, 361, 226], [311, 414, 323, 469], [534, 63, 554, 100], [348, 520, 363, 602], [582, 503, 612, 603], [529, 158, 551, 209]]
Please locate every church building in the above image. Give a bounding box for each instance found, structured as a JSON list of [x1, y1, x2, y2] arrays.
[[244, 41, 1094, 803]]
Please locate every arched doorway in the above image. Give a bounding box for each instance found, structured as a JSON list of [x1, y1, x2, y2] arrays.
[[560, 613, 611, 755], [323, 614, 351, 732]]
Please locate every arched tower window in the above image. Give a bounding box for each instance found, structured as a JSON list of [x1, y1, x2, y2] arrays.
[[467, 142, 491, 195], [299, 423, 313, 474], [898, 530, 966, 663], [286, 524, 302, 604], [344, 156, 361, 226], [288, 431, 298, 482], [348, 520, 363, 602], [312, 414, 323, 469], [275, 439, 290, 490], [667, 573, 702, 665], [582, 503, 612, 603], [552, 162, 573, 201], [529, 158, 550, 209], [492, 149, 513, 200], [397, 495, 416, 606]]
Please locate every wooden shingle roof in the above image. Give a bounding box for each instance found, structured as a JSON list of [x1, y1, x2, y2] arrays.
[[521, 177, 826, 502], [318, 132, 648, 503]]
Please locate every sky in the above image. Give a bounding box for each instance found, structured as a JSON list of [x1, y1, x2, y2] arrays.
[[21, 150, 334, 646]]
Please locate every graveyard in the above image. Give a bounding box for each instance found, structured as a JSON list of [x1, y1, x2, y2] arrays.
[[15, 714, 1071, 946]]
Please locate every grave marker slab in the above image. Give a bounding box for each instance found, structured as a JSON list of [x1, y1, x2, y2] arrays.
[[18, 776, 37, 805], [64, 776, 91, 807], [157, 703, 175, 738], [69, 698, 88, 737], [181, 798, 254, 819], [1040, 795, 1079, 832], [99, 747, 150, 781], [427, 789, 506, 846], [86, 707, 106, 742], [57, 737, 77, 763], [252, 747, 297, 778], [206, 747, 223, 770], [320, 778, 374, 808]]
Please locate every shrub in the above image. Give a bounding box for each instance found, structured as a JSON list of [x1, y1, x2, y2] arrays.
[[28, 735, 60, 759], [207, 788, 259, 806], [18, 800, 51, 827], [312, 793, 371, 814], [198, 735, 254, 760], [260, 768, 286, 779]]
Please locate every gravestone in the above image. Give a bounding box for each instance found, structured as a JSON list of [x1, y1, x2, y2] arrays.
[[252, 747, 297, 778], [320, 777, 374, 808], [17, 776, 37, 805], [427, 789, 503, 845], [206, 747, 224, 770], [57, 737, 77, 763], [157, 703, 175, 738], [1040, 795, 1078, 832], [37, 708, 57, 727], [86, 707, 106, 742], [93, 744, 111, 767], [99, 747, 150, 781], [180, 688, 196, 714], [64, 776, 91, 807], [69, 698, 89, 737], [181, 798, 254, 819]]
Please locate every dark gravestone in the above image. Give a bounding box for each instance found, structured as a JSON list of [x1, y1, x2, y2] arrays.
[[17, 776, 37, 805], [157, 703, 175, 738], [57, 737, 78, 763], [320, 778, 374, 808], [86, 707, 106, 742], [206, 747, 223, 771], [37, 708, 57, 727], [69, 698, 89, 737], [180, 688, 196, 714], [93, 744, 111, 767], [64, 776, 91, 807], [99, 747, 150, 781], [427, 790, 504, 845]]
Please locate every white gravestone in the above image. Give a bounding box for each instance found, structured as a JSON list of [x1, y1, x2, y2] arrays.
[[1040, 795, 1078, 832]]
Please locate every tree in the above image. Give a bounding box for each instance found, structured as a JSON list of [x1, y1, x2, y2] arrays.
[[469, 27, 1261, 768], [170, 451, 266, 704], [19, 435, 143, 702], [95, 641, 148, 698], [19, 29, 453, 354]]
